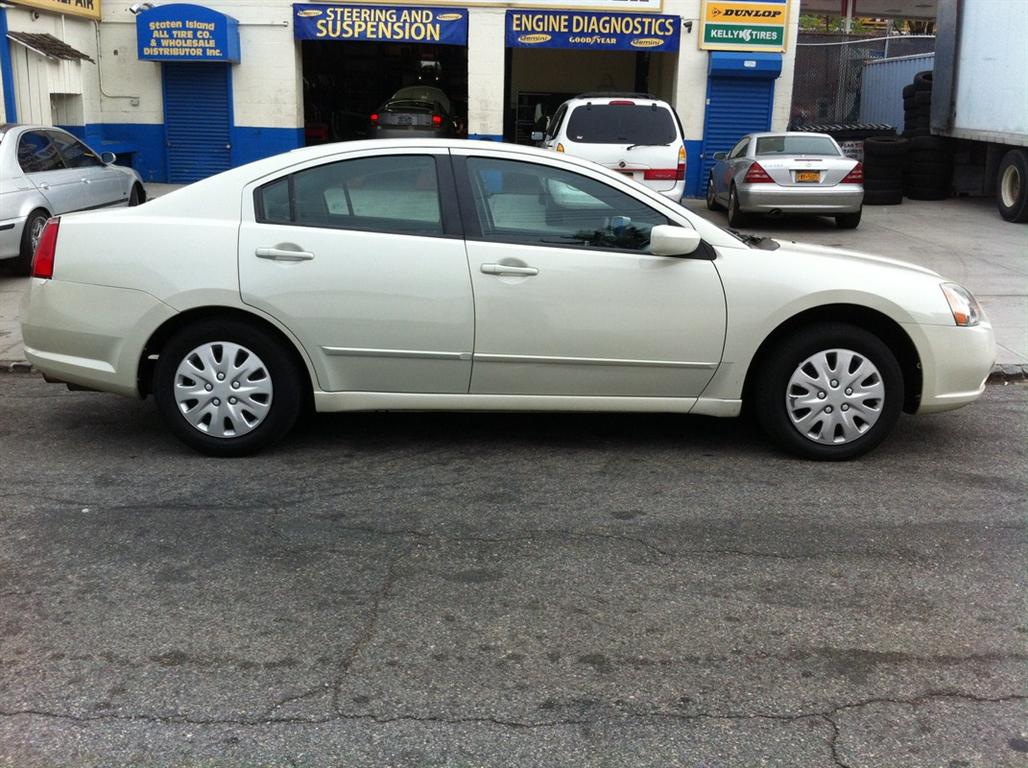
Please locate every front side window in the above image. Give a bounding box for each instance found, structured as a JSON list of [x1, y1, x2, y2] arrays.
[[565, 105, 678, 145], [17, 132, 65, 174], [256, 155, 443, 236], [49, 132, 104, 169], [466, 157, 669, 252]]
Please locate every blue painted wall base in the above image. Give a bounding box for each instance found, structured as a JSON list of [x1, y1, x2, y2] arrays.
[[684, 139, 704, 198], [59, 123, 304, 183]]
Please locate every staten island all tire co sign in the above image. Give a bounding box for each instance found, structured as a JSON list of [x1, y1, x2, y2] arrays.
[[699, 0, 789, 51]]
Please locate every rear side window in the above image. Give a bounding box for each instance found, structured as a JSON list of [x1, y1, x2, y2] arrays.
[[756, 136, 841, 156], [17, 132, 65, 173], [255, 155, 443, 236], [565, 105, 678, 145]]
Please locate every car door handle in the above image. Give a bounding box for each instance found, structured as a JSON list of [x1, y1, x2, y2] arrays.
[[481, 263, 538, 276], [255, 247, 315, 262], [81, 178, 91, 184], [39, 183, 50, 190]]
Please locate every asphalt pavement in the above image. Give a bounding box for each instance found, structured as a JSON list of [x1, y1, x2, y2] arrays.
[[0, 374, 1025, 767]]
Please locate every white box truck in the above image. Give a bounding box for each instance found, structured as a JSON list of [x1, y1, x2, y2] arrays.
[[932, 0, 1028, 222]]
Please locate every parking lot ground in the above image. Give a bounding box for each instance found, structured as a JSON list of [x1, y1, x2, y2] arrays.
[[0, 373, 1025, 767], [682, 195, 1028, 368]]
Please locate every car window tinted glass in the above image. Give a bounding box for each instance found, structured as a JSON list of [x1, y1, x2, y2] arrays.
[[17, 132, 65, 173], [756, 136, 840, 156], [565, 105, 677, 145], [49, 132, 104, 168], [258, 155, 442, 236], [466, 157, 668, 252]]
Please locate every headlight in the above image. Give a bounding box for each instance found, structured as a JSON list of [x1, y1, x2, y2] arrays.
[[941, 283, 982, 327]]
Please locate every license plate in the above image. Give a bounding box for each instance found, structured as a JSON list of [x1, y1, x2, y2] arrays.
[[396, 115, 413, 125], [796, 171, 820, 183]]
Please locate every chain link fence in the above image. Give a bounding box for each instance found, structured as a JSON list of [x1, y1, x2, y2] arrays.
[[789, 34, 936, 129]]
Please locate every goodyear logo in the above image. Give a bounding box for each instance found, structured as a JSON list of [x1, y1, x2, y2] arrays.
[[296, 9, 322, 17], [630, 37, 664, 48], [518, 33, 551, 44], [436, 13, 463, 21]]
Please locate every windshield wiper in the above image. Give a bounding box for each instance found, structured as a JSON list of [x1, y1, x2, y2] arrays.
[[728, 229, 780, 250], [626, 143, 669, 151]]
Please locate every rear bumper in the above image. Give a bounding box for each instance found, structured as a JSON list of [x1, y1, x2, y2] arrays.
[[20, 278, 176, 397], [912, 321, 996, 414], [370, 126, 451, 140], [737, 183, 863, 214]]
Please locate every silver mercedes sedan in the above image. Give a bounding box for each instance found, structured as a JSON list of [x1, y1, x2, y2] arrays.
[[0, 123, 146, 274], [706, 132, 864, 229]]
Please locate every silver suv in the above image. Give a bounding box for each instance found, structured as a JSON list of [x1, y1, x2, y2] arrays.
[[534, 93, 686, 202]]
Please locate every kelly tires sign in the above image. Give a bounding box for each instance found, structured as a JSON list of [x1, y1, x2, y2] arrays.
[[700, 0, 789, 52]]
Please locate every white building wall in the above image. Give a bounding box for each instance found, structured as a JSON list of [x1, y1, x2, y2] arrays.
[[466, 8, 505, 139]]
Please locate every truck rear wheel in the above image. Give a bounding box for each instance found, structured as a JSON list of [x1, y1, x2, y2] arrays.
[[997, 149, 1028, 223]]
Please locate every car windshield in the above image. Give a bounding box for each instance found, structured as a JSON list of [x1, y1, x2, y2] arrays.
[[390, 87, 450, 113], [755, 136, 840, 156], [566, 105, 677, 145]]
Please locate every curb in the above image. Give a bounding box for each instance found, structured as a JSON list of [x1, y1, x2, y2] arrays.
[[4, 360, 1027, 381]]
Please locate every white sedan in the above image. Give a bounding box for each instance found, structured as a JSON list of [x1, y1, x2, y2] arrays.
[[20, 140, 994, 459]]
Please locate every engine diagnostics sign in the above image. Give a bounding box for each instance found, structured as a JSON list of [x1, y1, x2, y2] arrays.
[[293, 4, 469, 46], [700, 0, 789, 51], [505, 9, 680, 52]]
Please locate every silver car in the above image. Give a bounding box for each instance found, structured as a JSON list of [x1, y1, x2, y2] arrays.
[[706, 132, 864, 229], [0, 124, 145, 274]]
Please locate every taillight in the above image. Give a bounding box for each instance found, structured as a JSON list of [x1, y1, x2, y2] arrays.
[[676, 145, 686, 180], [608, 100, 635, 106], [744, 162, 773, 183], [841, 162, 864, 184], [370, 113, 378, 124], [432, 114, 442, 126], [32, 217, 60, 279]]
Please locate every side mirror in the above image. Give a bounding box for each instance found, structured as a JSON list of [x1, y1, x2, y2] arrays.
[[530, 131, 545, 142], [100, 151, 117, 164], [650, 225, 702, 257], [712, 151, 727, 161]]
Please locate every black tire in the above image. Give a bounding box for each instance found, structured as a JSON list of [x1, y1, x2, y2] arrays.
[[905, 186, 950, 201], [863, 136, 908, 158], [913, 90, 932, 107], [727, 184, 747, 228], [907, 149, 952, 165], [908, 135, 950, 152], [863, 188, 904, 205], [862, 177, 903, 192], [905, 172, 950, 189], [14, 209, 50, 276], [835, 208, 862, 229], [153, 318, 304, 456], [706, 174, 724, 211], [128, 183, 146, 206], [753, 323, 904, 460], [902, 97, 915, 112], [995, 148, 1028, 222], [902, 84, 916, 99], [906, 160, 951, 177], [913, 70, 933, 91]]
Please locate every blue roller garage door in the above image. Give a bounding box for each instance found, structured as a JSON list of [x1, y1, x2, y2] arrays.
[[163, 63, 232, 183]]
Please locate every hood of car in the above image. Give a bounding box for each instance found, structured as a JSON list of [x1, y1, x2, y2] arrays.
[[771, 239, 942, 279]]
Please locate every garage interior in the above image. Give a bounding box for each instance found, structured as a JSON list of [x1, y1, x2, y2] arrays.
[[301, 39, 468, 144]]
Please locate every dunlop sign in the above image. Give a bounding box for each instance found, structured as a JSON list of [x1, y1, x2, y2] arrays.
[[7, 0, 100, 21], [293, 4, 469, 46], [505, 9, 680, 52], [700, 0, 788, 52]]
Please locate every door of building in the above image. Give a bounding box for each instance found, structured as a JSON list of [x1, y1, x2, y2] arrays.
[[162, 63, 232, 183]]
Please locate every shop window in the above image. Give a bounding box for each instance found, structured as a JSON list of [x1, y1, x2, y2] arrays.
[[466, 157, 668, 252], [256, 156, 443, 237]]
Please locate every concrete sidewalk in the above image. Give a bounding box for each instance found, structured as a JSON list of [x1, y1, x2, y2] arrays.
[[1, 192, 1026, 375]]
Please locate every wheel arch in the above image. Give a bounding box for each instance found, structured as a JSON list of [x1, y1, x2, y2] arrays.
[[742, 303, 923, 414], [137, 306, 316, 403]]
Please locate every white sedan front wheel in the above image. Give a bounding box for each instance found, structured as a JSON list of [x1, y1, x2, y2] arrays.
[[154, 319, 302, 456], [755, 323, 904, 460]]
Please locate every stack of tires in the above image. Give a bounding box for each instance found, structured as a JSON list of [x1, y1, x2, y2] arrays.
[[862, 136, 907, 205], [901, 70, 953, 200]]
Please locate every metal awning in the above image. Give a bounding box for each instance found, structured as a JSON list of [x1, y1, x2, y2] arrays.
[[6, 32, 94, 63]]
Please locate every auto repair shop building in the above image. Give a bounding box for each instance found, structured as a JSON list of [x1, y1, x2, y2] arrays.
[[0, 0, 800, 196]]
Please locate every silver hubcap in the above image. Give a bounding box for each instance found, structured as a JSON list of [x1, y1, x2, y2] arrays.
[[1000, 164, 1021, 208], [786, 348, 884, 445], [29, 218, 46, 252], [173, 341, 273, 439]]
